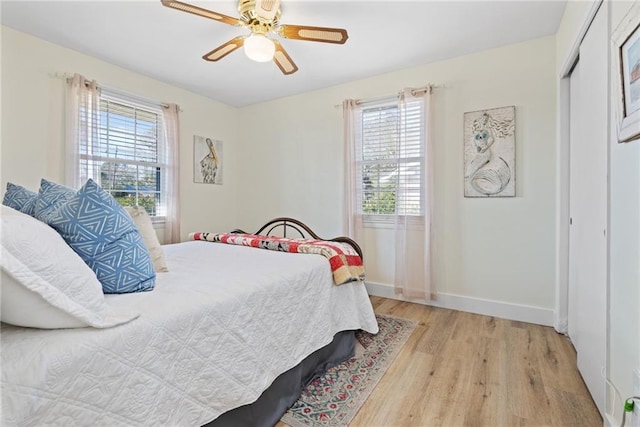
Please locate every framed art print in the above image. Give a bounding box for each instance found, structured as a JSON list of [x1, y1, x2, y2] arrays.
[[193, 135, 223, 184], [612, 1, 640, 143]]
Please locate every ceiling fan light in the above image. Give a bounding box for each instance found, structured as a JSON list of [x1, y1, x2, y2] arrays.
[[244, 34, 276, 62]]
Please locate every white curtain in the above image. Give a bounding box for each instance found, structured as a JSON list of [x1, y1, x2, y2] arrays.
[[65, 73, 100, 188], [161, 103, 181, 244], [394, 87, 434, 299], [343, 99, 365, 247]]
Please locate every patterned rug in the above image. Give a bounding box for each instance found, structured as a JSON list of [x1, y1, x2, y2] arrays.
[[281, 314, 418, 427]]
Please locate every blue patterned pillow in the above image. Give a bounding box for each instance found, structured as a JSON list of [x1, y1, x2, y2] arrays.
[[43, 179, 156, 294], [2, 183, 37, 215], [34, 179, 76, 223]]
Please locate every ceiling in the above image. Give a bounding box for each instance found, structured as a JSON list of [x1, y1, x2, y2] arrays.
[[1, 1, 566, 107]]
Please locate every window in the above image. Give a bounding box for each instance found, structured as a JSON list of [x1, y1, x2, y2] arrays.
[[81, 89, 168, 219], [356, 97, 425, 221], [68, 74, 179, 241]]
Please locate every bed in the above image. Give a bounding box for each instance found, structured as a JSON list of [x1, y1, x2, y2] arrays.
[[1, 216, 378, 426]]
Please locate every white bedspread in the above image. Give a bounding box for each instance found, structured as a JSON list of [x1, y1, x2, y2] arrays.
[[1, 241, 378, 426]]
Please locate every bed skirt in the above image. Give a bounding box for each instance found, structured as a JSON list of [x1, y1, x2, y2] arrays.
[[204, 330, 356, 427]]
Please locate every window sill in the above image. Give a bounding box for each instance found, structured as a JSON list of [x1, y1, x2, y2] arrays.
[[363, 218, 395, 229], [362, 215, 424, 229], [151, 216, 166, 229]]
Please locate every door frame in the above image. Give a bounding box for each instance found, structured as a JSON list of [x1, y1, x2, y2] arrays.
[[555, 0, 603, 334]]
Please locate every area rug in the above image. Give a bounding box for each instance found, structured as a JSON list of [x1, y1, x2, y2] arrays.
[[281, 314, 418, 427]]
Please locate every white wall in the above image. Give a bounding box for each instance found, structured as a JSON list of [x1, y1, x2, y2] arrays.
[[555, 0, 600, 74], [238, 36, 558, 324], [608, 0, 640, 421], [1, 26, 560, 326], [0, 26, 241, 242]]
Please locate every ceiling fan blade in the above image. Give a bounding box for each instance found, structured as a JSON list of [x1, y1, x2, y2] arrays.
[[255, 0, 280, 20], [278, 24, 348, 44], [272, 41, 298, 75], [161, 0, 243, 26], [203, 36, 246, 61]]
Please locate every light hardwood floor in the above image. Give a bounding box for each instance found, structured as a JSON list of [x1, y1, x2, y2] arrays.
[[281, 296, 602, 427]]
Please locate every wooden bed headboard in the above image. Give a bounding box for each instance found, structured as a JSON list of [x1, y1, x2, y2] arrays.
[[231, 217, 363, 259]]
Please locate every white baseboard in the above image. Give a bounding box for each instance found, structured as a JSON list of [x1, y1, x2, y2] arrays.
[[554, 315, 568, 335], [365, 281, 554, 326], [604, 413, 618, 427]]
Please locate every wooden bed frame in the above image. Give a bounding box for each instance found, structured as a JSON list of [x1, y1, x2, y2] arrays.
[[231, 217, 363, 259]]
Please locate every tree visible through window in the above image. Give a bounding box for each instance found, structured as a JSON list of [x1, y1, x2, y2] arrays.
[[358, 99, 424, 218], [95, 97, 164, 217]]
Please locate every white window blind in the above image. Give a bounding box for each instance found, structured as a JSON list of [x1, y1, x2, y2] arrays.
[[357, 98, 425, 219], [81, 90, 167, 217]]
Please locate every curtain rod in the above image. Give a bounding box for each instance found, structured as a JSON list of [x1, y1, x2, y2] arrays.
[[52, 72, 183, 112], [333, 84, 443, 108]]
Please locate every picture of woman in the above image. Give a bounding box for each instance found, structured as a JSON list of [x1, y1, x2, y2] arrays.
[[194, 136, 223, 184]]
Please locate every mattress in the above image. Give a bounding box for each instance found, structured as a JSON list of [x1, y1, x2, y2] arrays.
[[1, 240, 378, 426]]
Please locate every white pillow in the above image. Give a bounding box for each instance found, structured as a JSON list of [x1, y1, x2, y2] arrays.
[[0, 205, 139, 329], [125, 206, 169, 272]]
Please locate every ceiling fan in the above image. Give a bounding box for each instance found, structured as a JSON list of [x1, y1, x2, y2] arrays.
[[161, 0, 349, 75]]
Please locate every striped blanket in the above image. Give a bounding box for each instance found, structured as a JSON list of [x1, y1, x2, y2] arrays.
[[189, 232, 365, 285]]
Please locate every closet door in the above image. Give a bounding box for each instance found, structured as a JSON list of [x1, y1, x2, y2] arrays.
[[568, 61, 582, 353], [567, 5, 607, 416]]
